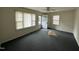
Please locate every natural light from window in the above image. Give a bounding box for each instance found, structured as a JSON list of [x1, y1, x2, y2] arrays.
[[53, 15, 60, 25], [15, 11, 36, 30], [38, 16, 42, 25], [16, 12, 23, 29]]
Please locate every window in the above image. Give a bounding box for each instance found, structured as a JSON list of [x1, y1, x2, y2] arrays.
[[15, 11, 36, 30], [15, 12, 23, 29], [38, 16, 42, 25], [31, 14, 36, 26], [24, 13, 32, 27], [53, 15, 60, 25]]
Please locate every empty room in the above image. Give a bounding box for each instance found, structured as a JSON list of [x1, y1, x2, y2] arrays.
[[0, 7, 79, 51]]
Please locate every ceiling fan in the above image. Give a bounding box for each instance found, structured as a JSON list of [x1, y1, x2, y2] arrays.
[[45, 7, 56, 12]]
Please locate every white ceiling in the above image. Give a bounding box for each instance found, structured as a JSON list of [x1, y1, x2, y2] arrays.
[[26, 7, 76, 13]]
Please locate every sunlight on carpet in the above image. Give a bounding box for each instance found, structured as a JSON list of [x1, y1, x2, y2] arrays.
[[48, 30, 56, 36]]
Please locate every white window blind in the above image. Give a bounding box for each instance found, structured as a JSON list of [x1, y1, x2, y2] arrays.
[[32, 14, 36, 26], [15, 12, 23, 29], [53, 15, 60, 25], [38, 16, 42, 25], [24, 13, 32, 27], [15, 11, 36, 30]]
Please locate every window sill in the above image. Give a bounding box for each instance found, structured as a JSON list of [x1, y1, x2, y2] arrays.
[[16, 25, 36, 31], [53, 24, 59, 26]]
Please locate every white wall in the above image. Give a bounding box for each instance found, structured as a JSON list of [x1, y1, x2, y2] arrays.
[[0, 7, 41, 44], [0, 9, 3, 42], [73, 8, 79, 46], [48, 10, 75, 33]]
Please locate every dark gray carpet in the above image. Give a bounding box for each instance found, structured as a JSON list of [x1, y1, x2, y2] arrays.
[[1, 29, 79, 51]]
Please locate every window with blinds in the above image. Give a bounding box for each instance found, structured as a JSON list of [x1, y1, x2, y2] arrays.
[[53, 15, 60, 25], [38, 16, 42, 25], [15, 11, 36, 30]]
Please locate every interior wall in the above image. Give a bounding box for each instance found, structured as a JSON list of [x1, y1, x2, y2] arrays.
[[0, 7, 42, 44], [48, 10, 75, 33], [73, 8, 79, 46], [0, 9, 3, 42]]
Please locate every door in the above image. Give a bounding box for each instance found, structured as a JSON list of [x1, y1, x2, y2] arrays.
[[41, 15, 48, 29]]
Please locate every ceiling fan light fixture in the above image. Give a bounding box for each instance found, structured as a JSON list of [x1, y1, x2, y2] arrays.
[[46, 7, 56, 12]]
